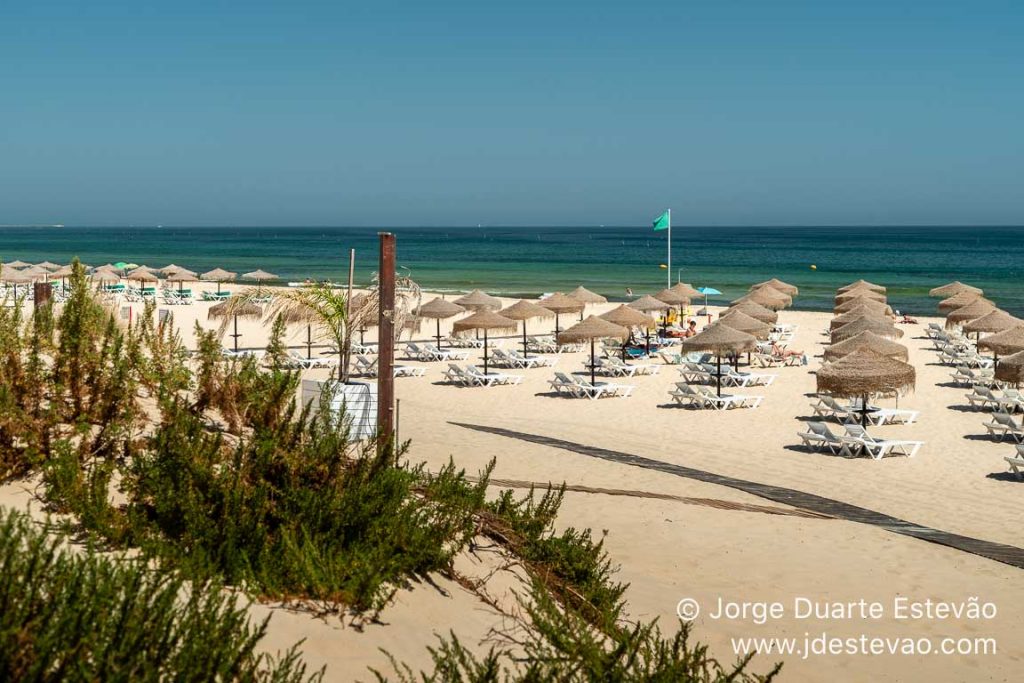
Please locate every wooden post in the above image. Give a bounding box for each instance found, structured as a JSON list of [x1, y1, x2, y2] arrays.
[[33, 282, 53, 308], [377, 233, 396, 454], [342, 249, 355, 382]]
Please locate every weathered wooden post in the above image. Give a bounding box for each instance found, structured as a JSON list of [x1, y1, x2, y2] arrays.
[[377, 233, 396, 454], [33, 282, 52, 308]]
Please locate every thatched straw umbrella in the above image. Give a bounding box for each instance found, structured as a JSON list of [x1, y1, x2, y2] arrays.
[[678, 323, 757, 395], [977, 326, 1024, 358], [1, 270, 33, 297], [833, 297, 892, 315], [452, 310, 517, 375], [600, 304, 657, 361], [837, 280, 886, 294], [90, 270, 121, 289], [829, 306, 889, 331], [557, 316, 629, 386], [160, 263, 186, 275], [962, 309, 1022, 336], [937, 291, 989, 314], [823, 331, 909, 362], [500, 300, 554, 357], [50, 265, 75, 288], [835, 289, 886, 305], [6, 260, 31, 269], [718, 310, 771, 338], [654, 287, 690, 318], [831, 318, 903, 343], [166, 269, 197, 292], [201, 267, 237, 294], [275, 305, 320, 359], [724, 301, 778, 325], [18, 266, 50, 280], [209, 299, 263, 352], [817, 349, 915, 426], [929, 281, 983, 298], [568, 286, 607, 321], [945, 299, 996, 329], [669, 282, 703, 299], [454, 289, 502, 311], [35, 261, 61, 271], [994, 350, 1024, 386], [417, 298, 467, 350], [242, 269, 279, 285], [127, 268, 159, 294], [732, 287, 791, 310], [628, 295, 672, 352], [750, 278, 799, 296], [538, 292, 585, 334]]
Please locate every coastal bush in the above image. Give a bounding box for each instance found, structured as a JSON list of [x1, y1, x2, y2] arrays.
[[0, 508, 320, 682]]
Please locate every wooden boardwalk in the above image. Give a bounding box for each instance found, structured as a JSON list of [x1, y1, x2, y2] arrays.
[[453, 421, 1024, 570]]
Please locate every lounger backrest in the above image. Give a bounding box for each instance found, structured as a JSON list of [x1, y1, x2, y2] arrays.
[[845, 424, 870, 440]]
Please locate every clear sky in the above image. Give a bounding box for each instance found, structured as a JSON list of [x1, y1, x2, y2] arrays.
[[2, 1, 1022, 226]]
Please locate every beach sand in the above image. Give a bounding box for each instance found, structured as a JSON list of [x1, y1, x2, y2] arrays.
[[3, 283, 1022, 681]]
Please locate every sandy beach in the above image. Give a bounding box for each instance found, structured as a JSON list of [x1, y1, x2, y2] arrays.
[[4, 280, 1020, 681]]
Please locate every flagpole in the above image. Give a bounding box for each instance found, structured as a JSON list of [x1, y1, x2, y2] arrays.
[[666, 208, 672, 288]]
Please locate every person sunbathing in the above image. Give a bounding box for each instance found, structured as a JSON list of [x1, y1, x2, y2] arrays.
[[894, 310, 918, 324], [771, 341, 806, 361]]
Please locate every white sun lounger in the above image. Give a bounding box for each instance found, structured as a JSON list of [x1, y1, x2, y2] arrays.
[[570, 375, 634, 399], [465, 365, 522, 386], [1006, 445, 1024, 480], [984, 413, 1024, 442], [797, 421, 843, 453], [840, 425, 923, 459]]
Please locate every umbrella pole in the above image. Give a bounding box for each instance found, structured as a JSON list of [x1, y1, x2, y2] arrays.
[[717, 354, 722, 397], [436, 318, 442, 350], [522, 321, 529, 358], [306, 323, 312, 359], [861, 393, 869, 427], [233, 315, 239, 352], [645, 329, 651, 355], [591, 338, 596, 386], [483, 328, 489, 375], [555, 312, 560, 336]]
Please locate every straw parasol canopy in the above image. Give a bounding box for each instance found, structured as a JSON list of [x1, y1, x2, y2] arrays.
[[823, 331, 909, 362], [453, 289, 501, 311], [817, 349, 915, 425], [500, 299, 555, 357], [977, 326, 1024, 357], [160, 263, 186, 275], [724, 301, 778, 325], [50, 265, 75, 278], [829, 306, 890, 331], [127, 269, 159, 283], [717, 310, 771, 339], [558, 316, 629, 385], [35, 261, 61, 271], [994, 350, 1024, 386], [978, 325, 1024, 358], [538, 292, 585, 333], [5, 260, 31, 269], [167, 270, 197, 291], [945, 299, 996, 329], [831, 318, 903, 342], [837, 280, 886, 294], [453, 310, 517, 375], [930, 281, 983, 298], [90, 270, 121, 284], [750, 278, 798, 296], [835, 289, 886, 304], [209, 299, 263, 352], [654, 287, 690, 308], [629, 294, 672, 313], [568, 286, 607, 304], [833, 297, 892, 315], [678, 323, 758, 395], [201, 267, 237, 293], [601, 304, 656, 329], [961, 309, 1023, 335], [18, 266, 50, 279], [732, 286, 791, 310], [669, 282, 704, 299], [937, 291, 989, 314], [415, 298, 467, 348], [1, 270, 34, 284], [242, 269, 279, 282]]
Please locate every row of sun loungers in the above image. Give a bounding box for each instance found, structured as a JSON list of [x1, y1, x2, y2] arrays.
[[798, 422, 924, 458], [964, 386, 1024, 412], [810, 395, 919, 425], [669, 383, 763, 410], [677, 362, 776, 388], [548, 372, 634, 399], [444, 364, 522, 387]]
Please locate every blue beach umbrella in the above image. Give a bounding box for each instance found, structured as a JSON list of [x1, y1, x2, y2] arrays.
[[697, 286, 721, 310]]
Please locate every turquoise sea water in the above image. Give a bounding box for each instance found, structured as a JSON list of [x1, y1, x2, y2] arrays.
[[1, 226, 1022, 315]]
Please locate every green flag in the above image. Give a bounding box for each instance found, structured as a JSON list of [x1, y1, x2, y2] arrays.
[[652, 210, 670, 231]]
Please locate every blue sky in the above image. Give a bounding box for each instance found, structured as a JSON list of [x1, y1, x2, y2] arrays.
[[2, 1, 1022, 226]]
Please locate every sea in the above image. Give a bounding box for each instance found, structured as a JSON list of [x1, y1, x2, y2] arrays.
[[2, 225, 1022, 316]]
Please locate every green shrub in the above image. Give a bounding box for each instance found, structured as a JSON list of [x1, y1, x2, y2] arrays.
[[0, 508, 321, 682]]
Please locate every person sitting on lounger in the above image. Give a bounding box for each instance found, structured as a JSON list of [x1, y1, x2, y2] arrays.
[[894, 310, 918, 324], [771, 341, 807, 363]]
